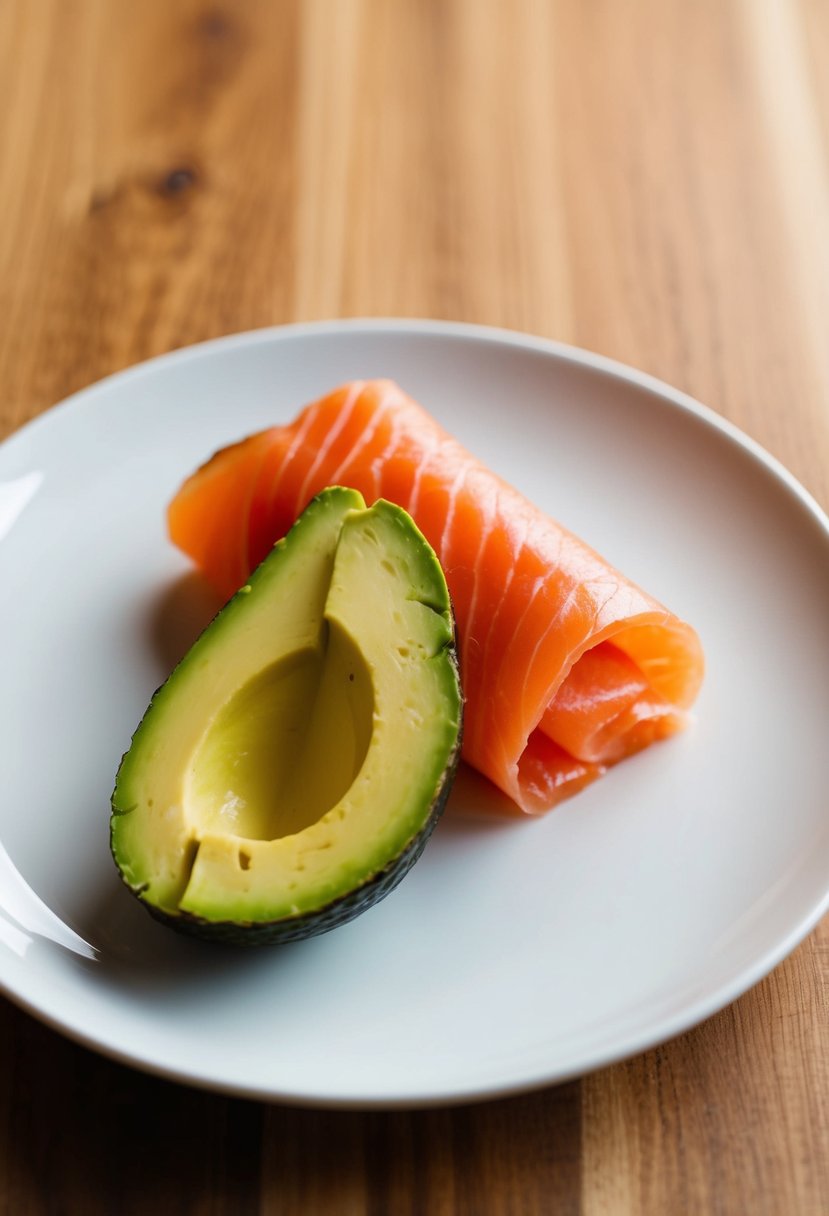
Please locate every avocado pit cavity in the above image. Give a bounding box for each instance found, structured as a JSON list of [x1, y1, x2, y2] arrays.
[[186, 624, 373, 844]]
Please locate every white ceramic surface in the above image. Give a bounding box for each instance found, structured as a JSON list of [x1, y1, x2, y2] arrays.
[[0, 320, 827, 1108]]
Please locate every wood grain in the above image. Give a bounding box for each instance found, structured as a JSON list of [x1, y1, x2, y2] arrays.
[[0, 2, 826, 1213]]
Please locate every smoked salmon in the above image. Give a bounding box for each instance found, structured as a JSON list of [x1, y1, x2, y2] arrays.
[[169, 380, 704, 815]]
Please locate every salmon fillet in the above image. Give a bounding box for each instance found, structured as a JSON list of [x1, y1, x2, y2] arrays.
[[169, 380, 704, 814]]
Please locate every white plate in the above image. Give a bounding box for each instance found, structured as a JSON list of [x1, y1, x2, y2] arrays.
[[0, 320, 827, 1108]]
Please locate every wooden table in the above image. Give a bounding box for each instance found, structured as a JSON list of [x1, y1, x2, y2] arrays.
[[1, 2, 827, 1211]]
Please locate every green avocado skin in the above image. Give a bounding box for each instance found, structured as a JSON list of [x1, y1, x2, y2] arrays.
[[142, 718, 460, 946], [111, 486, 463, 945]]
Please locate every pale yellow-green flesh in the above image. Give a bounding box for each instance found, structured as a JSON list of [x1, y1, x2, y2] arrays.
[[111, 489, 459, 925], [185, 625, 372, 843]]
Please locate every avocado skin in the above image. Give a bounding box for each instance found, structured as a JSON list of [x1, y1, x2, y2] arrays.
[[141, 713, 461, 945]]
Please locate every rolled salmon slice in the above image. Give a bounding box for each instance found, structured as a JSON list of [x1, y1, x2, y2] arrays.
[[169, 380, 704, 814]]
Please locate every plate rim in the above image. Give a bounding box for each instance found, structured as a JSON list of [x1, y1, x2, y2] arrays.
[[1, 317, 827, 1109], [6, 317, 827, 538]]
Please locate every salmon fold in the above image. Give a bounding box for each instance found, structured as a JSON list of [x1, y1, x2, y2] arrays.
[[169, 380, 704, 815]]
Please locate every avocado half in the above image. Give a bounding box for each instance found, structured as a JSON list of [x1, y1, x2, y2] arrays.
[[110, 487, 462, 944]]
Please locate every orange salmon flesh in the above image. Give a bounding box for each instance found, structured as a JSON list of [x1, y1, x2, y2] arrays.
[[168, 380, 704, 814]]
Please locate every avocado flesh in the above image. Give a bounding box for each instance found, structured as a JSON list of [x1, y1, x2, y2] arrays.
[[110, 487, 462, 942]]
